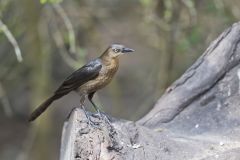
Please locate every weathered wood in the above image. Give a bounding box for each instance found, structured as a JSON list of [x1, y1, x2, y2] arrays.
[[139, 22, 240, 127], [60, 22, 240, 160]]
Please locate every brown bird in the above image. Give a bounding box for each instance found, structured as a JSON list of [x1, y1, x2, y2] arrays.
[[28, 44, 134, 122]]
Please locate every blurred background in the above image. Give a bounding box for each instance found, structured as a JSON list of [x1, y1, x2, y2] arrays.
[[0, 0, 239, 159]]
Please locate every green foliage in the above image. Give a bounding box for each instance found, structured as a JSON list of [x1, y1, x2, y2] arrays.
[[40, 0, 62, 4], [140, 0, 153, 7], [76, 47, 87, 58], [188, 27, 202, 45], [163, 0, 173, 21], [177, 38, 190, 52], [205, 1, 218, 13], [177, 27, 202, 52], [0, 0, 10, 14]]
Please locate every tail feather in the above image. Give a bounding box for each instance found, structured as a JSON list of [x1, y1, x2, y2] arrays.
[[28, 96, 55, 122]]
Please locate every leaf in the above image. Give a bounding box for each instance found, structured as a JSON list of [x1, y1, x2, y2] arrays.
[[40, 0, 47, 4], [140, 0, 152, 7], [40, 0, 62, 4]]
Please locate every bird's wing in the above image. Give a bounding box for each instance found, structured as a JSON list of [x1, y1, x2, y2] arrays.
[[53, 59, 102, 98]]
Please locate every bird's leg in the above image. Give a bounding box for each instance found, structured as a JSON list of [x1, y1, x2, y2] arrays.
[[89, 99, 112, 125], [88, 92, 111, 124], [80, 95, 99, 126], [88, 92, 102, 115]]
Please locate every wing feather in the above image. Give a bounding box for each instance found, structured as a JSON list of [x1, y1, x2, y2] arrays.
[[53, 59, 102, 98]]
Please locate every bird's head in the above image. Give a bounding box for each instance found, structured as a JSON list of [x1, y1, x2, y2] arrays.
[[103, 44, 134, 58]]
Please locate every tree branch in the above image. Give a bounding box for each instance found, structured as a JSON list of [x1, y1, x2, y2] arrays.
[[52, 3, 76, 54], [0, 82, 12, 117], [0, 19, 23, 62]]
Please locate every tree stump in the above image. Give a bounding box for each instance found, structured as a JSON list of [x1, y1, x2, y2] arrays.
[[60, 22, 240, 160]]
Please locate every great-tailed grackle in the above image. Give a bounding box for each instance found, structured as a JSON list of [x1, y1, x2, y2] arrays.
[[29, 44, 134, 122]]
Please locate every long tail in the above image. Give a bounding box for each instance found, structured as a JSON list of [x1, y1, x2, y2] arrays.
[[28, 96, 55, 122]]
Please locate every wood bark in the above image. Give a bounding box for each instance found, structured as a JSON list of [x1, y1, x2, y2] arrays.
[[60, 22, 240, 160]]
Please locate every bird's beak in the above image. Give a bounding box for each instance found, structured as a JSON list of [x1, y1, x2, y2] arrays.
[[122, 47, 135, 53]]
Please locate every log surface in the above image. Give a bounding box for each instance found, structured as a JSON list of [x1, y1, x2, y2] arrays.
[[60, 22, 240, 160]]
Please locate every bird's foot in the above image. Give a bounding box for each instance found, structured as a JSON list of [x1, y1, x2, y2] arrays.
[[87, 119, 101, 128], [85, 113, 101, 128], [92, 111, 112, 126], [80, 105, 101, 128]]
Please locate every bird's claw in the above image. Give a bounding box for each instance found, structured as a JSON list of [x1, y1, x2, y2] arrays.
[[87, 119, 101, 128], [93, 111, 111, 126], [85, 114, 101, 128]]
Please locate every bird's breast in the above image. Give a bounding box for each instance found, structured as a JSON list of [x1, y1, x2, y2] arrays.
[[77, 58, 119, 94]]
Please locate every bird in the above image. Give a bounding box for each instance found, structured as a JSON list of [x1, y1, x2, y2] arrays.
[[28, 44, 134, 122]]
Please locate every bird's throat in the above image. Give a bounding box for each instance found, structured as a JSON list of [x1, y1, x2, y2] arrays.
[[101, 54, 119, 67]]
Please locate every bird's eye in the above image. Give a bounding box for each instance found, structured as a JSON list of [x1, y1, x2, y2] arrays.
[[113, 48, 120, 53]]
